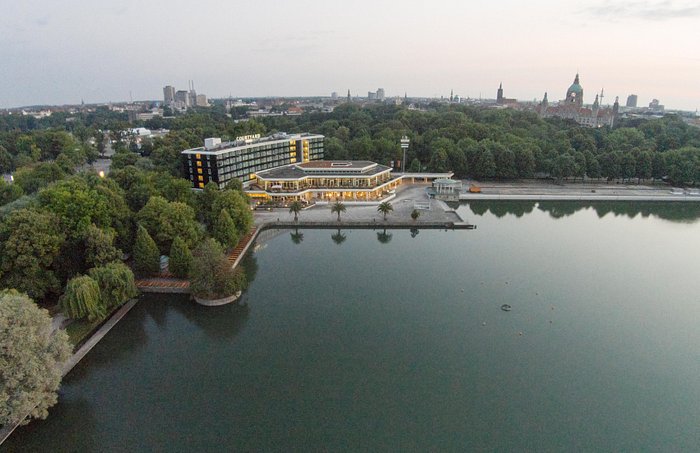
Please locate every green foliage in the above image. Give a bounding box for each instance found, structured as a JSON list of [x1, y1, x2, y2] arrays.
[[59, 275, 104, 321], [288, 200, 303, 221], [38, 176, 112, 239], [0, 290, 72, 426], [190, 238, 244, 299], [0, 209, 65, 300], [84, 224, 122, 268], [133, 225, 160, 276], [210, 189, 252, 235], [13, 162, 66, 194], [137, 196, 202, 254], [88, 262, 138, 309], [377, 201, 394, 220], [213, 209, 240, 249], [169, 236, 193, 278], [0, 179, 23, 206], [331, 201, 346, 221]]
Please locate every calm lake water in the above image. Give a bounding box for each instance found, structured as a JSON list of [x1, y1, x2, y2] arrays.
[[6, 202, 700, 452]]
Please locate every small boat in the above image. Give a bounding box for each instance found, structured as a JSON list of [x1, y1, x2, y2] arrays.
[[501, 304, 512, 312]]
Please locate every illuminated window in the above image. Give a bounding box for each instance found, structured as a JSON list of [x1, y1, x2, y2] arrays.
[[197, 161, 202, 167], [198, 182, 204, 188], [196, 153, 201, 159], [197, 168, 203, 174], [198, 175, 204, 181]]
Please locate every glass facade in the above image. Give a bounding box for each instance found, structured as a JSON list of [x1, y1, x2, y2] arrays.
[[182, 134, 324, 189]]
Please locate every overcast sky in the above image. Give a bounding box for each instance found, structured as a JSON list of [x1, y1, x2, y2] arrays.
[[1, 0, 699, 110]]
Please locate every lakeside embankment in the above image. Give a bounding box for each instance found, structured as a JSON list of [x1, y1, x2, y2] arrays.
[[460, 180, 700, 201]]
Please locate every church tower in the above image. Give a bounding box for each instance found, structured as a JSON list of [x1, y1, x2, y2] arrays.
[[565, 73, 583, 108], [497, 83, 504, 104]]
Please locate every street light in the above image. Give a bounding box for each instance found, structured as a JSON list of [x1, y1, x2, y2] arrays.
[[400, 136, 410, 173]]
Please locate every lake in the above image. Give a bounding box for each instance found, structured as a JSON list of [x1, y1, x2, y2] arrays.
[[5, 201, 700, 451]]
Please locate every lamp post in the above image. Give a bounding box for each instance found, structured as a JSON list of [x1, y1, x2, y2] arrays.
[[400, 136, 410, 173]]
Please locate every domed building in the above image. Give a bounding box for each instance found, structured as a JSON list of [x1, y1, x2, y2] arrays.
[[536, 73, 618, 128], [565, 74, 584, 108]]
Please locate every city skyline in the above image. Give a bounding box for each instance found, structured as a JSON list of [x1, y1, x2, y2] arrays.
[[2, 0, 699, 111]]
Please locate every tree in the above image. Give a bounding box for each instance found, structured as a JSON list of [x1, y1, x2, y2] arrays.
[[137, 196, 202, 253], [38, 177, 111, 240], [0, 209, 65, 301], [190, 239, 244, 299], [411, 209, 420, 221], [289, 200, 303, 222], [169, 236, 193, 278], [88, 262, 138, 309], [0, 290, 72, 426], [59, 275, 104, 321], [377, 201, 393, 220], [0, 179, 23, 206], [211, 189, 252, 236], [331, 201, 346, 222], [84, 224, 121, 268], [213, 209, 240, 249], [133, 225, 160, 276]]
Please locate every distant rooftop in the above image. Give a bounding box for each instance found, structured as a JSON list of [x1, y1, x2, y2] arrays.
[[255, 161, 391, 180]]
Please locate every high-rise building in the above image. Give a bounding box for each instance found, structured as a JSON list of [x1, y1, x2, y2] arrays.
[[196, 94, 208, 107], [174, 90, 190, 107], [181, 132, 325, 188], [331, 92, 338, 100], [163, 86, 175, 106], [368, 91, 377, 100], [626, 94, 638, 108], [377, 88, 385, 101]]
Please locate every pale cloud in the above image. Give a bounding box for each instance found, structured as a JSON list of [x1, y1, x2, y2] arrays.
[[583, 0, 700, 21]]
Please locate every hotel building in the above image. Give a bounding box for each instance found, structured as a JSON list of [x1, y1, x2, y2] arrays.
[[247, 160, 403, 203], [181, 133, 324, 189]]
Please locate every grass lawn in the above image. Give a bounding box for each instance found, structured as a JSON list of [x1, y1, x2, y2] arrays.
[[65, 318, 105, 350]]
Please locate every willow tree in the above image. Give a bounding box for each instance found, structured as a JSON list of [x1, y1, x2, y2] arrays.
[[59, 275, 104, 321]]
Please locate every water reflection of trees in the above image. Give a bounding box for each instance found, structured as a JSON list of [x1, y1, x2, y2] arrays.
[[5, 398, 98, 452], [290, 228, 304, 244], [331, 229, 347, 245], [377, 229, 393, 244], [410, 227, 420, 238], [466, 201, 700, 223], [170, 298, 250, 342], [468, 201, 536, 218]]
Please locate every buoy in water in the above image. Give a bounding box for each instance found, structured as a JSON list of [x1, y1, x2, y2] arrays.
[[501, 304, 512, 312], [518, 331, 523, 336]]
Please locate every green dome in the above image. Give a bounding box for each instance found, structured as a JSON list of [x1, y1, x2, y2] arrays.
[[567, 73, 583, 95], [568, 83, 583, 94]]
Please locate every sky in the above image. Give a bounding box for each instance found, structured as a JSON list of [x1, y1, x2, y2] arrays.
[[1, 0, 699, 110]]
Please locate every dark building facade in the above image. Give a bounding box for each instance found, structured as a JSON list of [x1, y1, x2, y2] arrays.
[[182, 133, 324, 189]]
